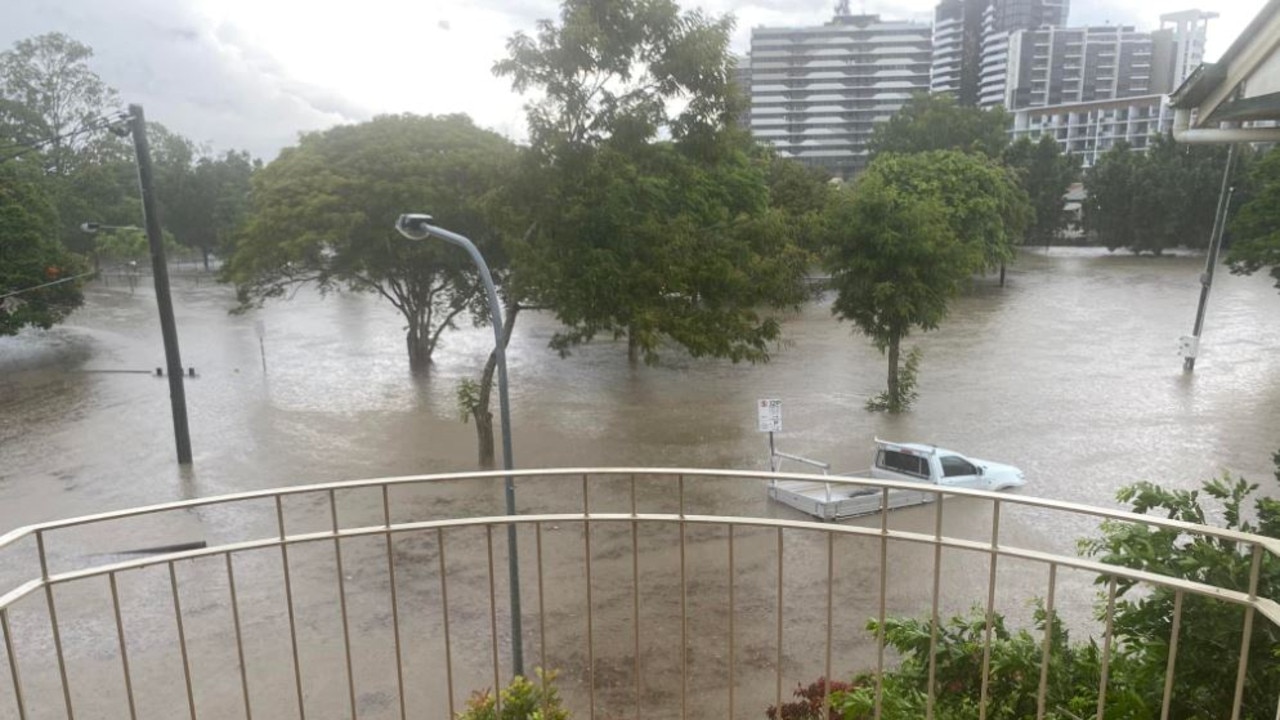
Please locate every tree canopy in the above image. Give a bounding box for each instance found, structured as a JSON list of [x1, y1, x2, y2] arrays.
[[869, 151, 1031, 275], [149, 123, 256, 268], [495, 0, 810, 365], [225, 113, 517, 372], [868, 93, 1012, 159], [1085, 136, 1235, 255], [1229, 144, 1280, 290], [1003, 135, 1079, 246], [0, 33, 120, 177], [824, 161, 983, 412], [0, 164, 86, 334]]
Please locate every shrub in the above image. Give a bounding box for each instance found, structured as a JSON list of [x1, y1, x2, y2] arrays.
[[457, 669, 569, 720], [766, 677, 856, 720]]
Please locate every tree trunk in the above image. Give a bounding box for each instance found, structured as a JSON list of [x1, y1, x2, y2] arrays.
[[627, 325, 640, 364], [474, 410, 496, 468], [472, 300, 521, 468], [887, 334, 901, 412], [999, 262, 1007, 287], [406, 320, 434, 375], [201, 246, 211, 272]]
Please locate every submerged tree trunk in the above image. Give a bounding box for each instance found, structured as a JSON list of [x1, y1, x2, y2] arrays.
[[472, 299, 521, 468], [627, 325, 640, 364], [406, 318, 435, 375], [886, 333, 901, 411], [999, 261, 1007, 287]]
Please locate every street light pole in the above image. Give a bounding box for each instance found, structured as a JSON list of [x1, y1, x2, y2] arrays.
[[127, 104, 193, 464], [1184, 142, 1239, 373], [394, 214, 522, 676]]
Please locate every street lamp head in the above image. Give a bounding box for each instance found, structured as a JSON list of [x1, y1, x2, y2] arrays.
[[80, 222, 101, 234], [395, 213, 436, 241]]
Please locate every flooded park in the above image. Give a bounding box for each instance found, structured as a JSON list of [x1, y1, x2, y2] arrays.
[[2, 247, 1279, 719]]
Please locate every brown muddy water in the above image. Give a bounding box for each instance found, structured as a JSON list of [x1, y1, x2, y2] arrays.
[[1, 248, 1278, 719]]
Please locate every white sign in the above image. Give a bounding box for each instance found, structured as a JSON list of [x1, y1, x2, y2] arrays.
[[757, 398, 782, 433]]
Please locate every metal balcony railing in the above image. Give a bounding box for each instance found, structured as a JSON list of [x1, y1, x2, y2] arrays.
[[1, 469, 1277, 720]]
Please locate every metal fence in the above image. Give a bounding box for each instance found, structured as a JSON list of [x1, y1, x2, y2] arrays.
[[1, 468, 1277, 719]]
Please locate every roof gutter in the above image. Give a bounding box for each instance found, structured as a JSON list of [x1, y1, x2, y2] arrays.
[[1171, 107, 1280, 144]]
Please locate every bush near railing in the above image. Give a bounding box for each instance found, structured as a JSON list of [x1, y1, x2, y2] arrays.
[[458, 669, 570, 720], [778, 472, 1280, 720]]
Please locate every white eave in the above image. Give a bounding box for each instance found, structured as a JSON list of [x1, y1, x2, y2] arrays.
[[1169, 0, 1280, 143]]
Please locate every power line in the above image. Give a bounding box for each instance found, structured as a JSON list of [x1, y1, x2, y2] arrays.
[[0, 270, 97, 302], [0, 113, 127, 165]]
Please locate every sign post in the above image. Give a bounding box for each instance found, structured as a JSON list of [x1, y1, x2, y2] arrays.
[[757, 399, 782, 472]]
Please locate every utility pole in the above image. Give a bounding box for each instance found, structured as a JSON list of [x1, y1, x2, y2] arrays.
[[128, 104, 193, 464], [1183, 143, 1238, 374]]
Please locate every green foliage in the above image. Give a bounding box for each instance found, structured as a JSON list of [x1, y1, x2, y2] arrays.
[[148, 122, 256, 266], [0, 166, 86, 334], [868, 94, 1012, 160], [1003, 135, 1080, 245], [867, 151, 1031, 275], [825, 151, 1024, 410], [765, 155, 833, 254], [1080, 474, 1280, 719], [1230, 144, 1280, 290], [805, 471, 1280, 720], [495, 0, 809, 366], [225, 113, 517, 372], [0, 32, 120, 176], [494, 0, 741, 156], [0, 33, 140, 256], [833, 605, 1149, 719], [457, 670, 569, 720], [457, 378, 481, 424], [865, 347, 921, 413], [1084, 135, 1235, 255]]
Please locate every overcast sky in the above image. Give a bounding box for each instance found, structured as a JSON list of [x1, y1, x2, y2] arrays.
[[1, 0, 1268, 160]]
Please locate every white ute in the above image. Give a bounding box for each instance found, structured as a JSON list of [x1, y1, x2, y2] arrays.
[[767, 439, 1026, 521]]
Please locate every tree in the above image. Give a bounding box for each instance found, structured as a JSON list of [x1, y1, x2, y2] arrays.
[[868, 93, 1012, 160], [494, 0, 810, 366], [0, 33, 120, 177], [224, 113, 517, 373], [1229, 144, 1280, 290], [1003, 135, 1079, 246], [868, 151, 1031, 279], [765, 153, 832, 254], [149, 122, 256, 269], [824, 169, 979, 412], [1085, 136, 1235, 256], [1080, 474, 1280, 719], [0, 164, 86, 334]]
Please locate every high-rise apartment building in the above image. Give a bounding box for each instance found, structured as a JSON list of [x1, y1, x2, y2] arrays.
[[932, 0, 1069, 105], [999, 25, 1157, 110], [747, 11, 932, 178], [1005, 10, 1216, 166]]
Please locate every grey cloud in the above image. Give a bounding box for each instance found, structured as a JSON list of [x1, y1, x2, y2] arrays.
[[1, 0, 371, 160]]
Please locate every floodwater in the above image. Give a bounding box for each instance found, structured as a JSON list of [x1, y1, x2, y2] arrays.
[[1, 248, 1279, 719]]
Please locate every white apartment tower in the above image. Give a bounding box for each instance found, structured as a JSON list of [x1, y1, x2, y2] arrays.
[[747, 10, 932, 178]]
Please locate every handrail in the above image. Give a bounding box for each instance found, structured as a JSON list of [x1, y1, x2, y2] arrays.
[[2, 467, 1276, 556], [3, 512, 1274, 626], [1, 468, 1275, 720]]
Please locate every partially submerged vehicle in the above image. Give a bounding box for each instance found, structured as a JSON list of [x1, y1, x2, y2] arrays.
[[767, 439, 1026, 520]]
